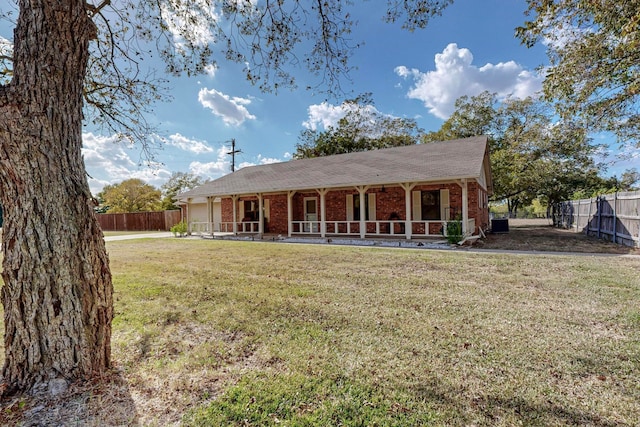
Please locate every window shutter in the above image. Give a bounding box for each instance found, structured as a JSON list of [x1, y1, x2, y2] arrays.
[[412, 191, 421, 220], [239, 200, 244, 220], [440, 189, 450, 220], [264, 199, 270, 221], [346, 194, 354, 221], [368, 193, 376, 221]]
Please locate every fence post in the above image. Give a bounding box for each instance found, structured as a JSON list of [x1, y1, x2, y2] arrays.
[[585, 197, 592, 235], [597, 196, 602, 239], [575, 200, 580, 232], [612, 192, 618, 244]]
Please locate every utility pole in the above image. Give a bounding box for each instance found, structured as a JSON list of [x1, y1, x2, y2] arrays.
[[227, 138, 241, 172]]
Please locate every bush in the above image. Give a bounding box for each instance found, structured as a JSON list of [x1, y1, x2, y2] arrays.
[[445, 220, 463, 244], [170, 220, 188, 237]]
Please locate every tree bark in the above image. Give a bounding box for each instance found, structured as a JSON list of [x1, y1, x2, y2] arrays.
[[0, 1, 113, 394]]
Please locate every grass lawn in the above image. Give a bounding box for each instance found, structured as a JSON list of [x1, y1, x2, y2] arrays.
[[1, 238, 639, 425]]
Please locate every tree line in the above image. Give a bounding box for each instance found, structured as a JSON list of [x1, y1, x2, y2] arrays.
[[294, 92, 639, 217]]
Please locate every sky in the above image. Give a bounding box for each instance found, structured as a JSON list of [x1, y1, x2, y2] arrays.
[[1, 0, 638, 195]]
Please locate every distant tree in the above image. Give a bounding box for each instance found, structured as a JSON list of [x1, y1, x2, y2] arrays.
[[422, 91, 498, 142], [161, 172, 203, 210], [294, 94, 424, 158], [517, 0, 640, 146], [619, 168, 640, 191], [99, 179, 161, 213]]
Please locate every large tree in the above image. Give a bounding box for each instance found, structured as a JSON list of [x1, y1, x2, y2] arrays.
[[161, 172, 203, 210], [99, 179, 162, 213], [0, 1, 452, 395], [517, 0, 640, 146], [294, 94, 425, 158]]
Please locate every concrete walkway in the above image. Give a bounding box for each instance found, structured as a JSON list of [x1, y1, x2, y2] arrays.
[[104, 232, 173, 242]]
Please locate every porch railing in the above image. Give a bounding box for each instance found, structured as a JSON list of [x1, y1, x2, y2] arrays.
[[189, 221, 212, 235], [291, 219, 476, 238], [219, 221, 260, 234]]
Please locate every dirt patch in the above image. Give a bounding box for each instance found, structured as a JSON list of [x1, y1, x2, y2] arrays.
[[476, 218, 640, 255]]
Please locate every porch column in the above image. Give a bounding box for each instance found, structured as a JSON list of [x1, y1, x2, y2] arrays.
[[183, 199, 189, 223], [287, 191, 295, 237], [461, 179, 469, 235], [207, 196, 213, 233], [231, 195, 238, 234], [318, 188, 328, 238], [401, 183, 416, 240], [258, 193, 264, 237], [356, 186, 368, 238]]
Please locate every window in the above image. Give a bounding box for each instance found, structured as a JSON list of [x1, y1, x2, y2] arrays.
[[421, 190, 440, 220], [346, 193, 376, 221], [243, 200, 257, 220], [353, 194, 369, 220]]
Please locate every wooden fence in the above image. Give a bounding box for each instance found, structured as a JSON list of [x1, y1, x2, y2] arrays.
[[96, 210, 182, 232], [556, 190, 640, 248]]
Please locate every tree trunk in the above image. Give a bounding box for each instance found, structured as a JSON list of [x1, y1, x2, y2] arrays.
[[0, 1, 113, 394]]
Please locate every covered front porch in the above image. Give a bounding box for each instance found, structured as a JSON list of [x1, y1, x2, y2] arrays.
[[186, 179, 482, 241]]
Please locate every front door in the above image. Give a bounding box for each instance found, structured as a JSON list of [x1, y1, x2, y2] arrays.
[[304, 197, 318, 232]]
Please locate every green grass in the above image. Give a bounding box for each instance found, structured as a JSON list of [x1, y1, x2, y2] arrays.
[[104, 239, 640, 426], [2, 239, 640, 425]]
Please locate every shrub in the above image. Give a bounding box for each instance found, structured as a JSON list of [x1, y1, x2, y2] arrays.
[[445, 219, 463, 244], [170, 220, 188, 237]]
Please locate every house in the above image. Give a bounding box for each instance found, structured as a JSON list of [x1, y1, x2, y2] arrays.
[[177, 136, 493, 240]]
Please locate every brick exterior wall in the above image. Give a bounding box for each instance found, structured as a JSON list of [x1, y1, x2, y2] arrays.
[[217, 181, 490, 236]]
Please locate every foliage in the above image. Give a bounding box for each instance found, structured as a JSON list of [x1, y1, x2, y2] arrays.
[[294, 94, 425, 158], [424, 92, 601, 215], [161, 172, 203, 210], [517, 0, 640, 147], [98, 178, 161, 213], [445, 219, 463, 244], [170, 220, 188, 237], [620, 168, 640, 191]]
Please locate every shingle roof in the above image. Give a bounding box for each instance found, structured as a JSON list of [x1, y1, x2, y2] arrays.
[[179, 136, 490, 199]]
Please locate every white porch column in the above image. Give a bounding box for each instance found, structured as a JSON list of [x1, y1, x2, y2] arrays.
[[356, 186, 368, 238], [207, 196, 213, 232], [231, 195, 238, 234], [318, 188, 328, 238], [258, 193, 264, 237], [461, 179, 469, 235], [287, 191, 295, 237], [401, 183, 416, 240]]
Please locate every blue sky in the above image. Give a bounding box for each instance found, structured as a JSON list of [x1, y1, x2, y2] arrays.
[[1, 1, 637, 194]]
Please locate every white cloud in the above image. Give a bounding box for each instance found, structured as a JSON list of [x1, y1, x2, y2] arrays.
[[0, 36, 13, 84], [166, 133, 213, 154], [303, 102, 350, 130], [188, 146, 231, 179], [302, 101, 380, 131], [82, 132, 170, 194], [160, 0, 217, 50], [395, 43, 543, 119], [198, 87, 257, 126], [204, 64, 217, 77]]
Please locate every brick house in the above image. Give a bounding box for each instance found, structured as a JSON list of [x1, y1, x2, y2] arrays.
[[177, 136, 493, 240]]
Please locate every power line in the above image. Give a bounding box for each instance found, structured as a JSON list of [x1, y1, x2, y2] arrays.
[[226, 138, 242, 172]]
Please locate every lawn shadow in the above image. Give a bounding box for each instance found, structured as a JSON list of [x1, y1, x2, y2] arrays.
[[0, 369, 139, 426], [411, 377, 623, 427]]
